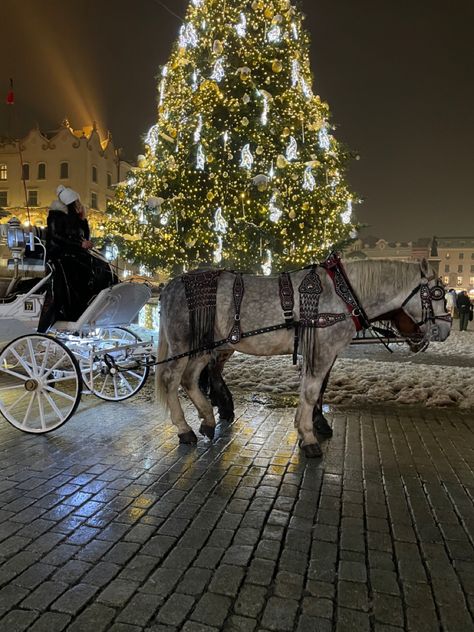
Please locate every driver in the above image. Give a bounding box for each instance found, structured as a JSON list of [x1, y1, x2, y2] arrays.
[[38, 186, 118, 332]]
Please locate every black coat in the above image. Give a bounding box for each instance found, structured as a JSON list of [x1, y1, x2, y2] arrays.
[[46, 209, 90, 258], [457, 293, 472, 313]]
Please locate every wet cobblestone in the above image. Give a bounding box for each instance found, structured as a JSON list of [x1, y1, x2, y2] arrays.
[[0, 395, 474, 630]]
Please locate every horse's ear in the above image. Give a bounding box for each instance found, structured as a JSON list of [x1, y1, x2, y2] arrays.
[[420, 258, 430, 278]]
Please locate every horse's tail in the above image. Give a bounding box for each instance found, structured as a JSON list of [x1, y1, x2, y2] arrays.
[[155, 313, 170, 409]]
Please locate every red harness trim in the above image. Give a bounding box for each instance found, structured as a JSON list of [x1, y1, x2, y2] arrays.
[[322, 253, 368, 332]]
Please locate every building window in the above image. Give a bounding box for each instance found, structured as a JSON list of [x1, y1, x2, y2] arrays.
[[22, 163, 30, 180], [445, 265, 450, 273], [459, 253, 464, 260], [60, 162, 69, 179], [38, 163, 46, 180], [0, 164, 7, 180], [107, 172, 112, 188], [457, 276, 463, 286], [92, 165, 98, 183], [91, 192, 98, 209], [471, 253, 474, 259], [458, 265, 463, 273], [446, 253, 450, 259], [443, 276, 449, 285], [470, 277, 474, 287], [0, 191, 8, 206], [27, 190, 38, 207]]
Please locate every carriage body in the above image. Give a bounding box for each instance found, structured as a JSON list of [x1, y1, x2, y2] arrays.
[[0, 220, 154, 434]]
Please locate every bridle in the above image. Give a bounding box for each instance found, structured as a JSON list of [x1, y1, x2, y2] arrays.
[[400, 273, 452, 345]]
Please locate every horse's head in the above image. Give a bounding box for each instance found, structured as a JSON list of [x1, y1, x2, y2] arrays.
[[399, 259, 452, 346]]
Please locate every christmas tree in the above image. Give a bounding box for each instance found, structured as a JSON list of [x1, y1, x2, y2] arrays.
[[107, 0, 357, 274]]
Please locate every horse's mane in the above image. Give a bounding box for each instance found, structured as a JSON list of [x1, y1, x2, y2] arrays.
[[345, 259, 421, 302]]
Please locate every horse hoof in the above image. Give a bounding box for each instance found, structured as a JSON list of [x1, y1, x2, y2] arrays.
[[301, 442, 323, 459], [314, 414, 333, 438], [178, 430, 198, 445], [199, 424, 216, 441], [219, 414, 234, 425]]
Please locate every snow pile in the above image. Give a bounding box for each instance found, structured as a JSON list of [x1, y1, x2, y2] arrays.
[[224, 331, 474, 410]]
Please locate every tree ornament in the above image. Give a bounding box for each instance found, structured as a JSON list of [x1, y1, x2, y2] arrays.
[[252, 174, 270, 191], [276, 154, 288, 169], [213, 39, 224, 54], [272, 60, 283, 73], [240, 144, 254, 170], [303, 166, 316, 191], [286, 136, 298, 161], [269, 193, 283, 223]]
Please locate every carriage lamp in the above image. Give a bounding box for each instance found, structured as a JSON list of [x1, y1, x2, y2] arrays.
[[6, 217, 26, 260]]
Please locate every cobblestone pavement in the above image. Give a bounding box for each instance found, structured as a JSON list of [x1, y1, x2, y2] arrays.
[[1, 393, 474, 632]]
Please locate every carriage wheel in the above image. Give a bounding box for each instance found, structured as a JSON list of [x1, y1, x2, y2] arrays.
[[0, 335, 82, 434], [79, 327, 150, 402]]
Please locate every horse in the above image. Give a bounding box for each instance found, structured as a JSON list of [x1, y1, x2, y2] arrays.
[[156, 257, 452, 458]]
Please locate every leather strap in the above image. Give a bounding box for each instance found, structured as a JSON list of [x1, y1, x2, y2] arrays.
[[228, 273, 244, 344]]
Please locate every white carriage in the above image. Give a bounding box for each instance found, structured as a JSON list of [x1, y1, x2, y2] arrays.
[[0, 218, 154, 434]]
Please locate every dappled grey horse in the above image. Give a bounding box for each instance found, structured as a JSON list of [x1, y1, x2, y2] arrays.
[[156, 258, 452, 457]]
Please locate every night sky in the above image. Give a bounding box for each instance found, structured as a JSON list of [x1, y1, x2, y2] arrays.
[[2, 0, 473, 241]]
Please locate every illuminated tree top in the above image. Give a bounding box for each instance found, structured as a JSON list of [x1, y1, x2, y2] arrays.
[[108, 0, 358, 274]]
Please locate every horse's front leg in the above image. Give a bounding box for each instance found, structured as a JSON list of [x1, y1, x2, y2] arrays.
[[296, 358, 337, 458]]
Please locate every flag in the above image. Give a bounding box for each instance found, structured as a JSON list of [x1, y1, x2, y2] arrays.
[[6, 79, 14, 105]]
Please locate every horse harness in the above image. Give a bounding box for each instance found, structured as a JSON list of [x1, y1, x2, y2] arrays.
[[151, 254, 448, 368]]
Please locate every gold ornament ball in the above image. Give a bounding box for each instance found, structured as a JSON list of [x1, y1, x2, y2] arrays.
[[289, 210, 296, 219], [213, 40, 224, 54], [207, 191, 215, 201], [256, 146, 264, 155], [242, 117, 250, 126], [264, 7, 274, 19], [272, 60, 283, 73], [276, 154, 287, 169]]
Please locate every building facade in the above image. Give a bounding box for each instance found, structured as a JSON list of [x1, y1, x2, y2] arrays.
[[0, 120, 132, 235], [436, 237, 474, 292]]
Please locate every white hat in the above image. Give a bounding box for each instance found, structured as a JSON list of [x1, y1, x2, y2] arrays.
[[57, 185, 80, 206]]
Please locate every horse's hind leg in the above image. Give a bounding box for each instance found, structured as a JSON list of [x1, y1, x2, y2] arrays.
[[182, 356, 218, 441], [161, 358, 198, 445], [312, 364, 335, 438]]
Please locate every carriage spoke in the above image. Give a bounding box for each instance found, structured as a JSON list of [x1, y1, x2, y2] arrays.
[[10, 348, 34, 375], [22, 393, 37, 428], [37, 390, 46, 431], [0, 384, 25, 392], [99, 374, 111, 396], [5, 389, 31, 415], [26, 338, 40, 377], [39, 339, 53, 374], [45, 375, 77, 384], [42, 352, 70, 381], [113, 376, 119, 400], [43, 391, 64, 422], [2, 367, 30, 381], [43, 385, 76, 403], [118, 373, 135, 394]]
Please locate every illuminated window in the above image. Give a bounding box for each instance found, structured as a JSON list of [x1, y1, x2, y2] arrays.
[[445, 265, 450, 273], [92, 165, 98, 183], [457, 276, 463, 286], [446, 253, 450, 259], [38, 163, 46, 180], [22, 163, 30, 180], [0, 164, 7, 180], [91, 192, 98, 209], [0, 191, 7, 206], [444, 276, 449, 285], [27, 190, 38, 207], [470, 277, 474, 286], [60, 162, 69, 179], [107, 172, 112, 188]]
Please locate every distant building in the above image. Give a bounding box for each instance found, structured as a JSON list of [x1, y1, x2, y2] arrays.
[[0, 119, 132, 235], [435, 237, 474, 292], [346, 237, 431, 263]]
